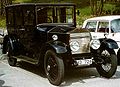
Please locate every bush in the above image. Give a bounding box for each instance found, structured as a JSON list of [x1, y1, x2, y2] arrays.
[[0, 18, 6, 28], [76, 7, 93, 26]]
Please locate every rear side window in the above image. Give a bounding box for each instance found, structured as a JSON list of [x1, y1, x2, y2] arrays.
[[14, 7, 23, 26], [22, 6, 35, 26], [6, 8, 14, 26]]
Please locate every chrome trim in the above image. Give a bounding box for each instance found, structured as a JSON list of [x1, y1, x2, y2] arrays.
[[70, 33, 91, 54]]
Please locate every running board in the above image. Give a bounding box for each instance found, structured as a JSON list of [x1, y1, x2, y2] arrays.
[[12, 55, 38, 65]]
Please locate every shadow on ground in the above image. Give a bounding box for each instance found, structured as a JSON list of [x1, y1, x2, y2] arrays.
[[17, 61, 46, 78], [0, 74, 12, 87], [17, 61, 100, 86], [16, 61, 120, 86], [61, 67, 100, 86]]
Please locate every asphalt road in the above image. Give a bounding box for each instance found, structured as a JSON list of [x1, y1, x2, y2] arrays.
[[0, 54, 120, 87]]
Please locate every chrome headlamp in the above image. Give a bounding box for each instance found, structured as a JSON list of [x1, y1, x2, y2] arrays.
[[90, 39, 100, 50], [70, 41, 80, 52], [52, 35, 58, 40]]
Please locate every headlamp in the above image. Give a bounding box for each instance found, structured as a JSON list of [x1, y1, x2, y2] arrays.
[[70, 41, 80, 52], [52, 35, 58, 40], [90, 39, 100, 50]]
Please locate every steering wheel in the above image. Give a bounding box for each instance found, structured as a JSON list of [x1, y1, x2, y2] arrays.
[[47, 17, 52, 23]]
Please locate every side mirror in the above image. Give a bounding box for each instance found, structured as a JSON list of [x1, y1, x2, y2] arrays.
[[77, 10, 80, 15]]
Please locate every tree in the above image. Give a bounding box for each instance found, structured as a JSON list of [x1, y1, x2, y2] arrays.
[[90, 0, 104, 16], [0, 0, 12, 16]]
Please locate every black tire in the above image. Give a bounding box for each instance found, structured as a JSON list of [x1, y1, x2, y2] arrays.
[[44, 50, 64, 86], [117, 49, 120, 65], [7, 42, 17, 66], [96, 48, 117, 78]]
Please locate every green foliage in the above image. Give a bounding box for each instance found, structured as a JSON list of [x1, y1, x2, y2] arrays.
[[104, 4, 115, 10], [76, 15, 93, 26], [76, 7, 92, 26], [103, 4, 116, 12], [79, 7, 91, 16], [13, 0, 32, 3], [76, 4, 116, 26], [0, 18, 6, 28]]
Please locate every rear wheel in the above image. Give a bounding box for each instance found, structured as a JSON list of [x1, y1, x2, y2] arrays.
[[96, 48, 117, 78], [44, 50, 64, 86], [7, 42, 17, 66]]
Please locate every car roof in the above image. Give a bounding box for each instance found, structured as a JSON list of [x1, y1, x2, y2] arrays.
[[85, 15, 120, 22]]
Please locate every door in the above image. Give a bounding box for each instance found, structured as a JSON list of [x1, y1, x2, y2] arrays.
[[84, 21, 108, 39], [16, 5, 36, 58]]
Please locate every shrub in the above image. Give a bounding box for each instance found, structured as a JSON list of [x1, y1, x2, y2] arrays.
[[0, 18, 6, 28]]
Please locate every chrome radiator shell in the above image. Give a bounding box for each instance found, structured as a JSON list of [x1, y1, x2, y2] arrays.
[[70, 33, 91, 54]]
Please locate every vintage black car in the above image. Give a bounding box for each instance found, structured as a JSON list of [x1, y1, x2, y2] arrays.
[[3, 3, 118, 86]]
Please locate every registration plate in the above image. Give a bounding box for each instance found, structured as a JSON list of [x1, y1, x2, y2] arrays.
[[76, 59, 93, 66]]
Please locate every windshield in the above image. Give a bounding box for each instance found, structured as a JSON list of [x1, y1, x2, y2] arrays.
[[111, 19, 120, 32], [85, 21, 97, 32], [37, 6, 75, 24]]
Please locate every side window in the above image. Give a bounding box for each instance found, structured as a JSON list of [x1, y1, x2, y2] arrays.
[[14, 7, 23, 26], [7, 8, 14, 26], [23, 6, 35, 26], [59, 7, 66, 23], [85, 22, 97, 32], [37, 7, 47, 24], [66, 7, 73, 23], [36, 6, 74, 24], [47, 8, 53, 22], [98, 22, 109, 32]]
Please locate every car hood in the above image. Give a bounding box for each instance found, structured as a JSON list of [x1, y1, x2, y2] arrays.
[[68, 28, 90, 33], [37, 23, 75, 33]]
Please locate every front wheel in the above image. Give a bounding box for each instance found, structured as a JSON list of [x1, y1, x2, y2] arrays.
[[44, 50, 64, 86], [96, 48, 117, 78]]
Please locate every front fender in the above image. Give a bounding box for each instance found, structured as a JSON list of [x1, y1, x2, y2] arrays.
[[101, 39, 118, 49], [3, 35, 21, 55], [46, 41, 67, 54], [3, 35, 9, 54]]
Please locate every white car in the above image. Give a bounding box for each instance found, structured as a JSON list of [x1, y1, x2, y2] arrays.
[[0, 29, 7, 44], [82, 15, 120, 64]]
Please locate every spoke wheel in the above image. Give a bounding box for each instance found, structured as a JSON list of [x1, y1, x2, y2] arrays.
[[101, 50, 112, 72], [44, 50, 64, 86], [96, 48, 117, 78]]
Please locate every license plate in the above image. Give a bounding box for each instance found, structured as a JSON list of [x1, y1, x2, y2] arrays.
[[76, 59, 92, 66]]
